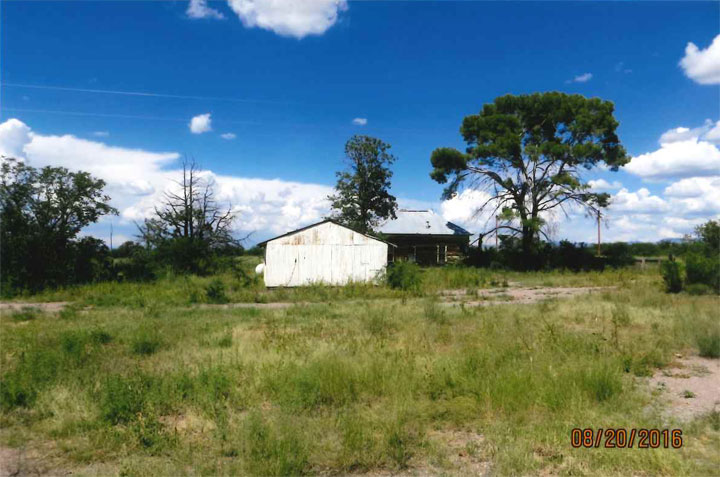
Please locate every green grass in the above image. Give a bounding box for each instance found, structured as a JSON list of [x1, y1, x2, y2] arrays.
[[1, 267, 718, 475]]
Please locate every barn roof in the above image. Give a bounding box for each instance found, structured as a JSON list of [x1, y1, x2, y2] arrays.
[[378, 209, 471, 236], [257, 219, 396, 247]]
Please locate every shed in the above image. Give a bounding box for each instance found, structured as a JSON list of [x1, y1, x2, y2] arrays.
[[378, 209, 471, 265], [257, 220, 390, 287]]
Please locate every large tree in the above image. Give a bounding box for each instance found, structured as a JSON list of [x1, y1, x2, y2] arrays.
[[0, 157, 116, 291], [328, 135, 398, 234], [430, 92, 629, 258]]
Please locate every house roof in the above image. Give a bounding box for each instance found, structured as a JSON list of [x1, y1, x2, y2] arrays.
[[378, 209, 471, 236], [257, 219, 396, 247]]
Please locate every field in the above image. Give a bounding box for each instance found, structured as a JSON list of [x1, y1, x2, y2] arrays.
[[1, 264, 719, 476]]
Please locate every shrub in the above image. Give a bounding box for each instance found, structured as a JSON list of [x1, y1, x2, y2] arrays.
[[385, 261, 422, 291], [100, 375, 150, 424], [90, 330, 113, 344], [424, 300, 447, 324], [696, 330, 720, 359], [661, 258, 684, 293], [205, 279, 229, 304], [131, 329, 162, 356], [242, 412, 308, 476], [685, 252, 720, 293], [686, 283, 712, 296]]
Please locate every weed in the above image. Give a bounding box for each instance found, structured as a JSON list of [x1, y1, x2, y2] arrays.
[[205, 279, 229, 304], [696, 328, 720, 359], [131, 328, 162, 356], [100, 375, 151, 424], [424, 299, 447, 324], [217, 331, 233, 348], [242, 412, 308, 476], [10, 307, 39, 322]]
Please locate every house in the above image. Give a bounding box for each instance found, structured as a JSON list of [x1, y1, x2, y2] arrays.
[[378, 209, 471, 265], [257, 220, 391, 287]]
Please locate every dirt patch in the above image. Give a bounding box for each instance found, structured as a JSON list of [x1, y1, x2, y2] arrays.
[[440, 286, 613, 307], [354, 430, 490, 476], [0, 445, 66, 477], [427, 429, 491, 476], [196, 302, 301, 310], [648, 355, 720, 421], [0, 302, 69, 314]]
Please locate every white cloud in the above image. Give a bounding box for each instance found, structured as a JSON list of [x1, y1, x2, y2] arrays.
[[93, 131, 110, 138], [609, 188, 669, 214], [658, 119, 719, 145], [0, 118, 333, 244], [704, 120, 720, 143], [189, 113, 212, 134], [221, 132, 237, 140], [352, 117, 367, 126], [0, 118, 32, 158], [625, 138, 720, 180], [187, 0, 225, 19], [567, 72, 592, 83], [226, 0, 347, 39], [663, 176, 720, 216], [680, 34, 720, 85], [588, 179, 623, 191]]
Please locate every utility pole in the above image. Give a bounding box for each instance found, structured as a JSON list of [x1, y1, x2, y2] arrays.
[[495, 215, 499, 248], [110, 221, 113, 250], [596, 210, 602, 256]]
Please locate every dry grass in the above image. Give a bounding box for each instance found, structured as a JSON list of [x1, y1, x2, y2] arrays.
[[1, 267, 719, 475]]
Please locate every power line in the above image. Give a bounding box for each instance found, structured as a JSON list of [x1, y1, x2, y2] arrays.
[[1, 82, 293, 105]]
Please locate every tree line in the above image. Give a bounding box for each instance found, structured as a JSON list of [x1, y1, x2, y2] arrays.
[[0, 157, 244, 295], [2, 92, 718, 296]]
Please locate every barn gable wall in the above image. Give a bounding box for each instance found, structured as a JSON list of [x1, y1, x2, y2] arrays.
[[264, 222, 388, 287]]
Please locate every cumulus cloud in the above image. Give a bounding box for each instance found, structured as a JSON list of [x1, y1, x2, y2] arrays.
[[0, 118, 32, 158], [588, 179, 623, 191], [566, 72, 592, 83], [187, 0, 225, 19], [226, 0, 347, 38], [663, 176, 720, 216], [221, 132, 237, 140], [704, 120, 720, 143], [609, 188, 669, 214], [680, 34, 720, 85], [92, 131, 110, 138], [352, 118, 367, 126], [659, 119, 719, 144], [189, 113, 212, 134], [0, 118, 333, 244], [625, 137, 720, 180]]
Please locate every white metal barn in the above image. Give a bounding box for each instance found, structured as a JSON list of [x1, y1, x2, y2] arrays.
[[258, 220, 390, 287]]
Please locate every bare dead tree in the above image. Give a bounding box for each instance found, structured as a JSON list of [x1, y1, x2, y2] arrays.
[[138, 157, 236, 249]]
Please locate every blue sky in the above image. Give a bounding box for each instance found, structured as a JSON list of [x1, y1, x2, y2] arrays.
[[1, 1, 719, 245]]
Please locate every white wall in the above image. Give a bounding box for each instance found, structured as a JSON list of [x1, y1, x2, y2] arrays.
[[264, 222, 388, 287]]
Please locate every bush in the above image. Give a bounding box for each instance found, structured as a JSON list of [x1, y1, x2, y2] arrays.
[[661, 258, 684, 293], [131, 329, 162, 356], [386, 261, 422, 291], [686, 283, 712, 296], [697, 330, 720, 359], [685, 252, 720, 293], [100, 375, 150, 424], [205, 279, 229, 304]]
